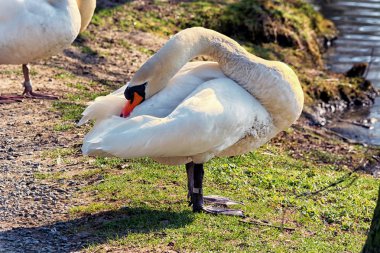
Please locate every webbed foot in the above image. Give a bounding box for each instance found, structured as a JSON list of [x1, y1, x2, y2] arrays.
[[0, 96, 23, 103], [201, 205, 244, 217], [22, 81, 58, 100], [186, 162, 244, 217]]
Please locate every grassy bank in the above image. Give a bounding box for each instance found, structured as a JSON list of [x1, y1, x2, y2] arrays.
[[35, 0, 380, 252], [64, 137, 378, 252], [89, 0, 374, 106]]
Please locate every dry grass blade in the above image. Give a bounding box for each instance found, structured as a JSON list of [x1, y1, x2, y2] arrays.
[[240, 218, 296, 231]]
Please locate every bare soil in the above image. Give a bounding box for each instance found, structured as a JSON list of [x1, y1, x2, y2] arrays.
[[0, 1, 379, 252], [0, 12, 166, 250]]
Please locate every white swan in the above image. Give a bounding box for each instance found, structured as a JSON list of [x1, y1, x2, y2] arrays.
[[0, 0, 96, 103], [79, 27, 304, 215]]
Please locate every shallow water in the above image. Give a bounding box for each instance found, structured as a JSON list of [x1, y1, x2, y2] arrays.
[[312, 0, 380, 145]]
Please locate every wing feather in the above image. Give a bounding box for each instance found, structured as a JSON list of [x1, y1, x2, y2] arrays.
[[82, 78, 272, 163]]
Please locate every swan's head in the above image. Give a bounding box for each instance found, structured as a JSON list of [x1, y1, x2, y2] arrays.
[[120, 59, 170, 117], [120, 82, 147, 118]]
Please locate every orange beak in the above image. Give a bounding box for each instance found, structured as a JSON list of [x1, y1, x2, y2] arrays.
[[120, 92, 144, 118]]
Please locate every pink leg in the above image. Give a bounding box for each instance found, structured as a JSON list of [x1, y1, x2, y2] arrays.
[[0, 92, 23, 104], [0, 64, 59, 103], [21, 64, 58, 100], [0, 97, 23, 104]]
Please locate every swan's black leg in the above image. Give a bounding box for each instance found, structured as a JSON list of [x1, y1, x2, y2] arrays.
[[186, 162, 205, 212], [192, 163, 204, 212], [185, 162, 244, 216]]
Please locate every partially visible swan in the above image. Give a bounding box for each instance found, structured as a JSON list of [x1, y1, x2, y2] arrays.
[[79, 27, 304, 215], [0, 0, 96, 103]]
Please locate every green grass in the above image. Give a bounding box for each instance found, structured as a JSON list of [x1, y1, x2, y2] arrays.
[[32, 1, 378, 251], [34, 171, 65, 180], [40, 147, 79, 167], [86, 0, 365, 107], [52, 101, 85, 122], [53, 123, 76, 132], [67, 144, 378, 252], [50, 81, 110, 128], [54, 71, 76, 79], [41, 147, 77, 159], [80, 45, 98, 55]]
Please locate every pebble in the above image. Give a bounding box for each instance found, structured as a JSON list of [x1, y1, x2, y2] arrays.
[[0, 27, 156, 252], [0, 107, 89, 252]]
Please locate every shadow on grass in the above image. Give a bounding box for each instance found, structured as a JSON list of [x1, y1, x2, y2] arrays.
[[0, 206, 193, 252], [95, 0, 133, 12]]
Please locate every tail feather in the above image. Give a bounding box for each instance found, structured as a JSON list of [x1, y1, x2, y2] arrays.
[[78, 84, 127, 126]]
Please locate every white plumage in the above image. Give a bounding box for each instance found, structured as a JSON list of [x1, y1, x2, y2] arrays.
[[79, 27, 304, 166], [80, 62, 273, 165], [0, 0, 96, 100]]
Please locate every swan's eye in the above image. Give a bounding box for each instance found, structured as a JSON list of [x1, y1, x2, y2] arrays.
[[124, 82, 147, 102]]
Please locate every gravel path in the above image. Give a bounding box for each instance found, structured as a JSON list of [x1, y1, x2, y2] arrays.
[[0, 2, 167, 250], [0, 30, 165, 253], [0, 101, 89, 252], [0, 100, 125, 252]]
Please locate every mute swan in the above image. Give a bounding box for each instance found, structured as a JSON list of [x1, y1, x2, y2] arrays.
[[79, 27, 304, 216], [0, 0, 96, 103]]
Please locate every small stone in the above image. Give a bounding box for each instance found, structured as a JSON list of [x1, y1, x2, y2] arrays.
[[56, 188, 66, 194], [77, 232, 90, 238], [160, 220, 169, 226]]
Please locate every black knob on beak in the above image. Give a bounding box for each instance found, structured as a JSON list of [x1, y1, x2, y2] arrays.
[[124, 82, 147, 102]]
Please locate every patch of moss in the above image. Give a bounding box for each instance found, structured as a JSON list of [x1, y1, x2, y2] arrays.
[[91, 0, 359, 106]]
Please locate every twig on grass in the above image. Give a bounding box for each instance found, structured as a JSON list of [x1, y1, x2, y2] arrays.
[[240, 218, 296, 231], [296, 158, 367, 198]]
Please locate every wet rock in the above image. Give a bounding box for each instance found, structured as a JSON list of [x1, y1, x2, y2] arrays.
[[345, 63, 367, 78], [302, 106, 327, 126], [359, 79, 372, 91]]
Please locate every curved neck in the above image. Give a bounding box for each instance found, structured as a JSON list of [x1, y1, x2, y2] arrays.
[[76, 0, 96, 32], [132, 27, 303, 130], [131, 28, 247, 95]]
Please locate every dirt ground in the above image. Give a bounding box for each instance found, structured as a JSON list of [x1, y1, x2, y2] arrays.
[[0, 1, 379, 252], [0, 13, 167, 250]]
